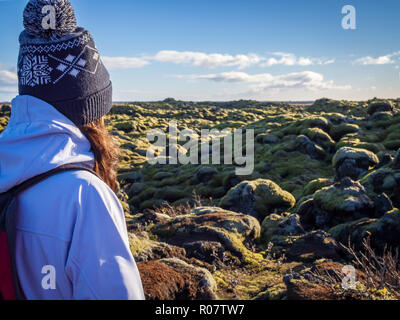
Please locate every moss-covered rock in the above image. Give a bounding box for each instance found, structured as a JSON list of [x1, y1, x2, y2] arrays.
[[332, 147, 379, 180], [137, 258, 217, 300], [193, 166, 219, 184], [360, 157, 400, 207], [150, 207, 262, 266], [367, 100, 393, 115], [129, 233, 186, 262], [330, 123, 360, 140], [256, 133, 279, 144], [260, 213, 304, 243], [329, 209, 400, 252], [285, 230, 341, 262], [293, 135, 327, 160], [301, 127, 335, 151], [220, 179, 296, 220], [114, 121, 135, 133], [383, 123, 400, 150], [303, 178, 333, 196], [298, 177, 376, 229]]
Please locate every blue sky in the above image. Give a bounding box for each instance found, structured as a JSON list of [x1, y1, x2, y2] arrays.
[[0, 0, 399, 101]]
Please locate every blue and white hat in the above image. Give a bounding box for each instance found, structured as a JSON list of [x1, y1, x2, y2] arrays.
[[18, 0, 112, 126]]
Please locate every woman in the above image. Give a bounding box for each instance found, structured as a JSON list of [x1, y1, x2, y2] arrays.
[[0, 0, 144, 300]]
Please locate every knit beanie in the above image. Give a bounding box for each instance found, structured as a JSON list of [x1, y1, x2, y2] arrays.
[[17, 0, 112, 127]]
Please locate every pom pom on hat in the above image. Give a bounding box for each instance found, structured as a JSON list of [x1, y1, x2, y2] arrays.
[[23, 0, 77, 39]]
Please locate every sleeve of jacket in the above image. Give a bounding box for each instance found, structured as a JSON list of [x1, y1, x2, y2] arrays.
[[65, 173, 145, 300]]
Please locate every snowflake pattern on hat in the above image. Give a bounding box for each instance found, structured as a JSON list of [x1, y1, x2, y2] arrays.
[[19, 55, 53, 87]]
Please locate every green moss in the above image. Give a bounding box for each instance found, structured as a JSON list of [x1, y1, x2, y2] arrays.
[[329, 209, 400, 251], [260, 213, 284, 243], [313, 184, 362, 213], [220, 179, 296, 217], [330, 123, 360, 140], [332, 146, 379, 168], [139, 199, 167, 210], [254, 283, 286, 300], [114, 121, 135, 133], [204, 226, 263, 266], [328, 217, 377, 242], [196, 185, 227, 198], [154, 187, 190, 202], [301, 127, 335, 149], [368, 100, 393, 115], [303, 178, 332, 196], [383, 139, 400, 150], [336, 136, 384, 154], [129, 234, 154, 257]]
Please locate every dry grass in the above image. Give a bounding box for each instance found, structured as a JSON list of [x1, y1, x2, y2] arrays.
[[342, 237, 400, 296], [146, 191, 212, 217], [309, 237, 400, 300]]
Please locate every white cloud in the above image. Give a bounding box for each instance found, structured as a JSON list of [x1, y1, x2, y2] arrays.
[[102, 57, 150, 70], [0, 86, 17, 93], [152, 50, 263, 69], [354, 52, 400, 65], [261, 52, 335, 67], [0, 66, 17, 95], [0, 69, 17, 84], [186, 71, 351, 92], [102, 51, 336, 70]]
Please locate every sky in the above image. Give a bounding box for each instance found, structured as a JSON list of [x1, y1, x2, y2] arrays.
[[0, 0, 399, 102]]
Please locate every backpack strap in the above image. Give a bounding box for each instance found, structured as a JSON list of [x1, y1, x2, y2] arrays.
[[7, 163, 100, 197], [2, 163, 100, 300]]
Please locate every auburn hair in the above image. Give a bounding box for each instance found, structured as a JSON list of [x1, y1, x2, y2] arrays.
[[79, 117, 119, 191]]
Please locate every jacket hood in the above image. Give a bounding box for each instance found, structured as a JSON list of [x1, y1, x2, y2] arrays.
[[0, 95, 95, 193]]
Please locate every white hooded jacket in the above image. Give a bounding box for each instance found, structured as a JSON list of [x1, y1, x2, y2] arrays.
[[0, 95, 145, 300]]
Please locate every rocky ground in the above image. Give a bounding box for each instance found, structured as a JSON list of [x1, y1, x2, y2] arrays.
[[1, 97, 400, 300]]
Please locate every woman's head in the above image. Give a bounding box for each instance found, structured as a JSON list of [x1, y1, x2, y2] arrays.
[[79, 118, 119, 191], [18, 0, 112, 127]]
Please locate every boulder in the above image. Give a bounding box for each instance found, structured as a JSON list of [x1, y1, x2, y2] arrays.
[[151, 206, 263, 266], [256, 133, 279, 144], [219, 179, 296, 220], [194, 166, 218, 184], [119, 170, 144, 183], [298, 177, 375, 229], [0, 104, 11, 112], [129, 233, 186, 262], [127, 182, 146, 197], [329, 123, 359, 140], [294, 135, 326, 160], [329, 208, 400, 253], [183, 241, 225, 265], [367, 101, 393, 115], [360, 158, 400, 207], [261, 213, 304, 243], [371, 111, 393, 122], [284, 260, 364, 300], [394, 149, 400, 169], [333, 147, 379, 180], [301, 128, 335, 152], [376, 153, 394, 169], [285, 230, 341, 262], [303, 178, 333, 196], [137, 258, 217, 300]]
